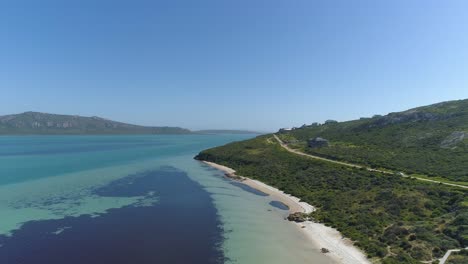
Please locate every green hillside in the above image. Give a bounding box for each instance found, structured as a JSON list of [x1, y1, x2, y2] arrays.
[[195, 99, 468, 263], [278, 99, 468, 182], [195, 135, 468, 264], [0, 112, 191, 135]]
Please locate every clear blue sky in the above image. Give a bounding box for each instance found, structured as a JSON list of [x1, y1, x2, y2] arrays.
[[1, 0, 467, 131]]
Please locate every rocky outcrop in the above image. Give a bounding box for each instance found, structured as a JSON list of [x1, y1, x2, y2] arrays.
[[287, 212, 308, 222], [441, 131, 466, 149], [369, 110, 446, 128]]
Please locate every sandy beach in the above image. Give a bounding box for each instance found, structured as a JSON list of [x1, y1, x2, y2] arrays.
[[202, 161, 371, 264]]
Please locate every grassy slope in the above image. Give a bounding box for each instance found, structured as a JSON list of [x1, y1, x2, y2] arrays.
[[195, 135, 468, 264], [279, 99, 468, 182], [447, 249, 468, 264]]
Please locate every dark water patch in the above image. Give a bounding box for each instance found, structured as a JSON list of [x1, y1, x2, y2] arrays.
[[204, 186, 232, 191], [0, 167, 225, 264], [230, 182, 269, 196], [212, 193, 240, 198], [9, 191, 84, 211], [269, 201, 289, 210]]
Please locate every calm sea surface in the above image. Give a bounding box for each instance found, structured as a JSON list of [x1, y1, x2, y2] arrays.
[[0, 135, 332, 264]]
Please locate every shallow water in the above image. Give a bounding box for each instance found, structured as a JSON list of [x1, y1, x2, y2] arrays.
[[0, 135, 333, 264], [269, 200, 290, 210]]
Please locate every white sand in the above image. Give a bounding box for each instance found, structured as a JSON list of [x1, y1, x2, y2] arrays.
[[202, 161, 371, 264]]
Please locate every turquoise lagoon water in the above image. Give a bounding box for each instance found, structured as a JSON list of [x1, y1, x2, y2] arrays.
[[0, 135, 332, 264]]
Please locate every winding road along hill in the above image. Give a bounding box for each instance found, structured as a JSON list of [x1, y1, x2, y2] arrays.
[[277, 99, 468, 183]]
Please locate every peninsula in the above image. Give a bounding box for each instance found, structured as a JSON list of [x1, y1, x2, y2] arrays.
[[195, 99, 468, 264]]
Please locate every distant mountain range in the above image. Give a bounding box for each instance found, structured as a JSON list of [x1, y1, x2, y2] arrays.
[[0, 112, 263, 135], [0, 112, 191, 135]]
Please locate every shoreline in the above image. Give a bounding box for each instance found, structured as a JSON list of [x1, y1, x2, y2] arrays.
[[202, 161, 371, 264]]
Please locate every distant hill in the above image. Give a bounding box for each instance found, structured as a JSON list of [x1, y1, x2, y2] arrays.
[[0, 112, 191, 135], [278, 99, 468, 181], [195, 129, 263, 135]]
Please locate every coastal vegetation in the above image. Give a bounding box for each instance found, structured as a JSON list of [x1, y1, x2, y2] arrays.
[[278, 99, 468, 183], [447, 249, 468, 264], [195, 134, 468, 263]]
